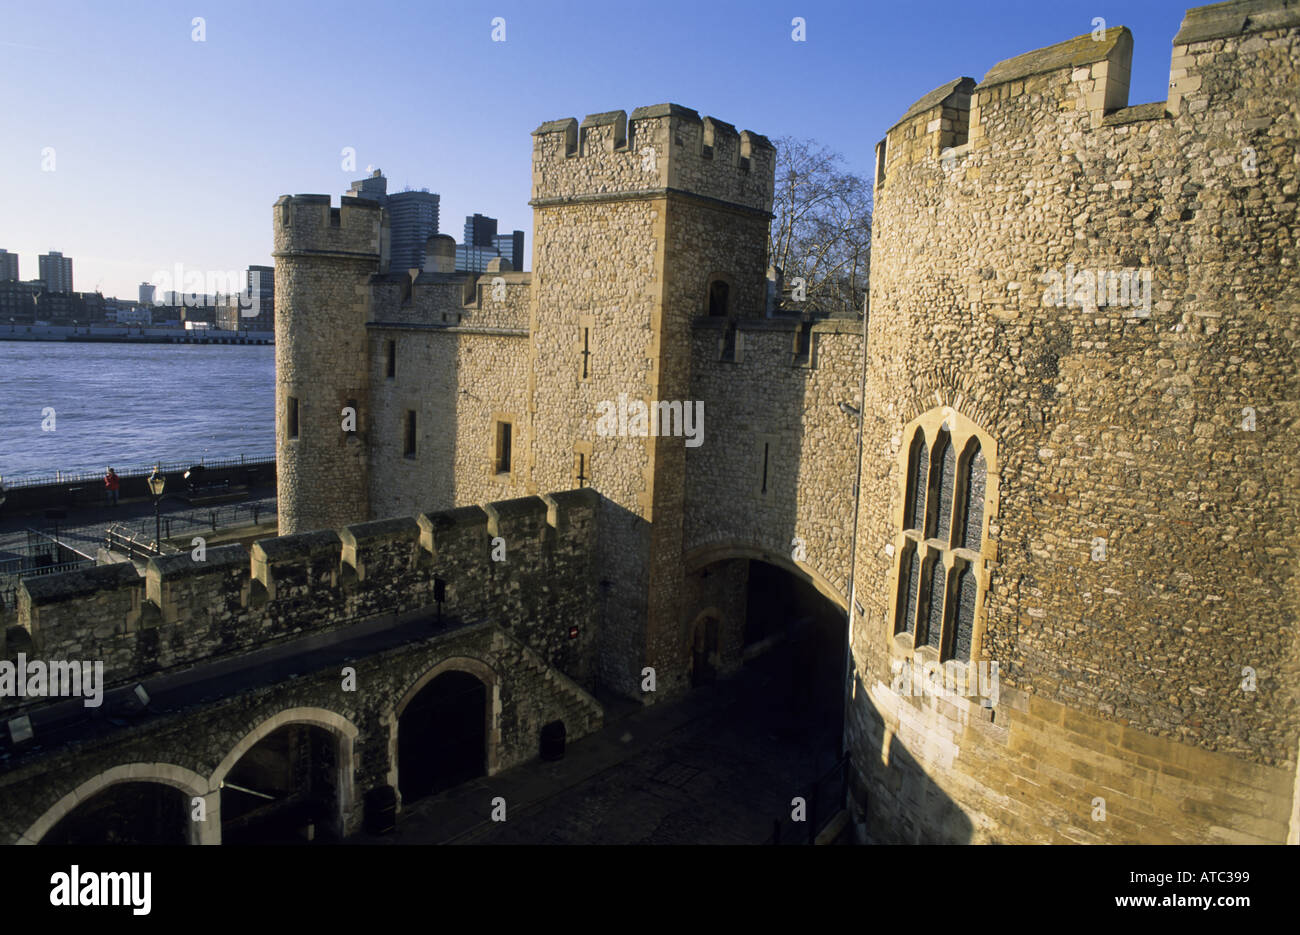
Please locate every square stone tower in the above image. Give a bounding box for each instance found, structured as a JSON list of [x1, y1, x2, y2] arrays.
[[528, 104, 774, 695]]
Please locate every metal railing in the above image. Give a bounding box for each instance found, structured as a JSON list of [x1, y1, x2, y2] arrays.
[[765, 754, 848, 845], [1, 557, 95, 609], [102, 499, 275, 555], [104, 523, 181, 559], [2, 452, 275, 489], [1, 528, 96, 573], [0, 557, 90, 578], [160, 499, 276, 540]]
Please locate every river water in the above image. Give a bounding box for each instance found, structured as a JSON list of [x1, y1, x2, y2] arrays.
[[0, 342, 274, 481]]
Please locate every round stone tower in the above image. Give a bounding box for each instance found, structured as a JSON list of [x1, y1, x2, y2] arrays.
[[272, 194, 382, 534], [847, 10, 1300, 844]]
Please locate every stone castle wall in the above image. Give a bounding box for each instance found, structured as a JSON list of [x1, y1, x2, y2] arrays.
[[4, 488, 601, 711], [530, 104, 774, 214], [686, 319, 863, 609], [849, 0, 1300, 842]]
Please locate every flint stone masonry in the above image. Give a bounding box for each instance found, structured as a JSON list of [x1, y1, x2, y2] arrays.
[[851, 0, 1300, 842], [687, 317, 863, 611], [4, 489, 600, 719]]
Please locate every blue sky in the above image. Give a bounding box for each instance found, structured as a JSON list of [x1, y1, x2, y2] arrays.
[[1, 0, 1196, 299]]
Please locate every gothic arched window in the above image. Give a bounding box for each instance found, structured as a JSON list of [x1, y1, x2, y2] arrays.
[[957, 438, 986, 551], [904, 432, 928, 532], [919, 555, 945, 651], [927, 427, 955, 542], [947, 561, 977, 662], [890, 410, 993, 665], [895, 541, 920, 637]]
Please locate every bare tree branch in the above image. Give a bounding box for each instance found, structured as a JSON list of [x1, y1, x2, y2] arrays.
[[768, 136, 873, 317]]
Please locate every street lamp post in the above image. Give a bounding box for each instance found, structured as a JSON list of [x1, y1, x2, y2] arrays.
[[147, 465, 166, 552]]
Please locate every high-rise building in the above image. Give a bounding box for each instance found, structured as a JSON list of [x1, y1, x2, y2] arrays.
[[0, 250, 19, 281], [348, 169, 388, 202], [348, 170, 440, 271], [388, 190, 440, 271], [216, 265, 275, 331], [38, 251, 73, 293], [493, 231, 525, 272], [138, 282, 156, 305], [237, 264, 275, 330], [464, 213, 497, 247], [458, 213, 500, 272]]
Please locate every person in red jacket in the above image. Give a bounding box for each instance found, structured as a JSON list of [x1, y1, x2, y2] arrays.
[[104, 467, 120, 507]]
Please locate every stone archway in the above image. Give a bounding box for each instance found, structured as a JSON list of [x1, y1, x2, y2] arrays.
[[19, 763, 211, 845], [683, 540, 850, 615], [210, 707, 359, 843], [389, 656, 501, 807], [683, 545, 849, 735]]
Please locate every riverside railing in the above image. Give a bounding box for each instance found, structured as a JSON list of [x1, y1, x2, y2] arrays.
[[2, 452, 276, 489]]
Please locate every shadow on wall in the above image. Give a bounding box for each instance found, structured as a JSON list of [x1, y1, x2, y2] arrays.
[[591, 494, 651, 698], [845, 667, 974, 845]]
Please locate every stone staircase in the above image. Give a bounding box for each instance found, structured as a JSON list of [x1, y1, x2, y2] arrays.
[[490, 627, 604, 745]]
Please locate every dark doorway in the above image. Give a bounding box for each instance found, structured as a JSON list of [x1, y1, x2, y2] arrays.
[[744, 560, 847, 727], [691, 615, 720, 687], [220, 724, 340, 844], [42, 781, 188, 845], [540, 720, 566, 761], [398, 670, 487, 802]]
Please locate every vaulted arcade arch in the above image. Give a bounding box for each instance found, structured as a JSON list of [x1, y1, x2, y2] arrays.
[[19, 763, 210, 846], [388, 656, 502, 807]]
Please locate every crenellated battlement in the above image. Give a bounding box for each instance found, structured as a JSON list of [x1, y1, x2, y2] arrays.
[[531, 103, 775, 215], [273, 193, 383, 260], [875, 1, 1300, 190], [366, 268, 532, 330], [5, 488, 600, 712]]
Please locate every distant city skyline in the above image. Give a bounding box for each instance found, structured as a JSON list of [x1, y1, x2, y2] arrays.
[[1, 0, 1194, 298]]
